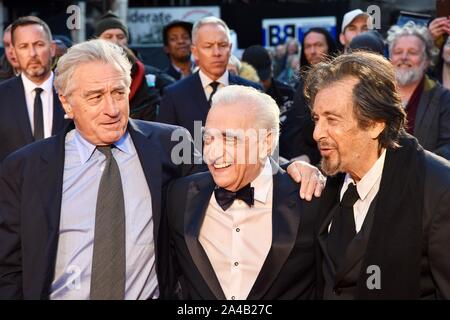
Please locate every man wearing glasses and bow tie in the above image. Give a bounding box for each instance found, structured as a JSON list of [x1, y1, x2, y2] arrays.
[[166, 85, 320, 300]]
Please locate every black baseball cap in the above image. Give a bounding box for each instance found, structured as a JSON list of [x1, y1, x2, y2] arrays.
[[241, 45, 272, 81], [349, 31, 385, 55]]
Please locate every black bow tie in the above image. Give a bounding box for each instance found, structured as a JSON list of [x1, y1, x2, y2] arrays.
[[214, 184, 255, 211]]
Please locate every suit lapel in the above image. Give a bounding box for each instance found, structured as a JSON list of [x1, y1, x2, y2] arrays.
[[127, 120, 162, 245], [184, 174, 226, 300], [13, 76, 34, 143], [36, 122, 71, 297], [51, 89, 66, 135], [191, 72, 211, 120], [334, 196, 378, 286], [317, 175, 344, 278], [413, 83, 431, 140], [247, 161, 299, 299], [317, 206, 338, 277]]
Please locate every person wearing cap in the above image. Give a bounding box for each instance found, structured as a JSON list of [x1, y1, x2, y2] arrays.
[[340, 9, 371, 51], [94, 11, 174, 121], [162, 20, 195, 81], [241, 45, 295, 119], [156, 16, 261, 138]]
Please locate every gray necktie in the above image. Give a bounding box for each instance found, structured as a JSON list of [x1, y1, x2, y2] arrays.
[[90, 146, 126, 300]]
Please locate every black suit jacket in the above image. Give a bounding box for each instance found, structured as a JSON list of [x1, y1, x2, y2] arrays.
[[156, 72, 262, 137], [413, 76, 450, 160], [164, 64, 183, 81], [315, 137, 450, 299], [0, 75, 67, 162], [166, 161, 318, 300], [0, 119, 201, 299]]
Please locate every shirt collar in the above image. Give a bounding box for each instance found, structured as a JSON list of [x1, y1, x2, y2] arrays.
[[251, 157, 273, 204], [21, 71, 54, 95], [171, 59, 195, 74], [342, 148, 386, 201], [198, 69, 229, 89], [74, 130, 133, 165]]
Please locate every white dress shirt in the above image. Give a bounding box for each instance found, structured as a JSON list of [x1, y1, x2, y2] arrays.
[[21, 72, 55, 139], [199, 158, 273, 300], [338, 149, 386, 233], [198, 69, 229, 102]]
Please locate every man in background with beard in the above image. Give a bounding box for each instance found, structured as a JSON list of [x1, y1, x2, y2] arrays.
[[0, 16, 67, 163], [387, 21, 450, 160]]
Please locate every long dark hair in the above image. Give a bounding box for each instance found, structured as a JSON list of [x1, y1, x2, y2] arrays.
[[300, 27, 338, 71]]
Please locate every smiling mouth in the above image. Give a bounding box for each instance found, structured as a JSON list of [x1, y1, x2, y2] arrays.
[[213, 162, 232, 169]]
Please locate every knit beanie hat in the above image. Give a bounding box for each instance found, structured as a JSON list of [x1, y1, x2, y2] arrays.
[[94, 11, 129, 39]]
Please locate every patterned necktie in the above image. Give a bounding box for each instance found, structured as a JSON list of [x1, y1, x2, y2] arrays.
[[214, 184, 255, 211], [90, 146, 126, 300], [33, 87, 44, 141], [327, 183, 360, 268], [208, 81, 220, 105]]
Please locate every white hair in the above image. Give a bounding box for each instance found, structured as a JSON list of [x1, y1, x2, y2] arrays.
[[228, 54, 242, 70], [211, 85, 280, 153], [386, 21, 438, 63], [191, 16, 231, 45], [54, 39, 132, 96]]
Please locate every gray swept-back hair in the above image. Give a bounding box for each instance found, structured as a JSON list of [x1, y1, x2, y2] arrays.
[[386, 21, 438, 63], [211, 85, 280, 153], [191, 16, 231, 45], [54, 39, 132, 96]]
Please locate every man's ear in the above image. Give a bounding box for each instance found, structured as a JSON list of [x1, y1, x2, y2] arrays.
[[59, 94, 74, 119], [264, 131, 275, 157], [191, 44, 198, 61], [339, 32, 346, 46], [370, 120, 386, 140]]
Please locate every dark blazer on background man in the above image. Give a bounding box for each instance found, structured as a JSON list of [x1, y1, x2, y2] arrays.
[[164, 64, 183, 82], [413, 76, 450, 160], [166, 161, 318, 300], [0, 119, 200, 299], [0, 75, 67, 162], [156, 72, 262, 137]]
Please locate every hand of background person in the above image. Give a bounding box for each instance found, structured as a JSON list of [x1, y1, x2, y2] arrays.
[[428, 16, 450, 41]]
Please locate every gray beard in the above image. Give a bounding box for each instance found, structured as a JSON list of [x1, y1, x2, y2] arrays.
[[395, 68, 423, 86]]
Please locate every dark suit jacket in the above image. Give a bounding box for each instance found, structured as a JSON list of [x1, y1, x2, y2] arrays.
[[279, 79, 320, 165], [315, 137, 450, 299], [166, 161, 318, 300], [414, 76, 450, 160], [0, 119, 201, 299], [0, 75, 67, 162], [164, 64, 183, 81], [156, 72, 262, 137]]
